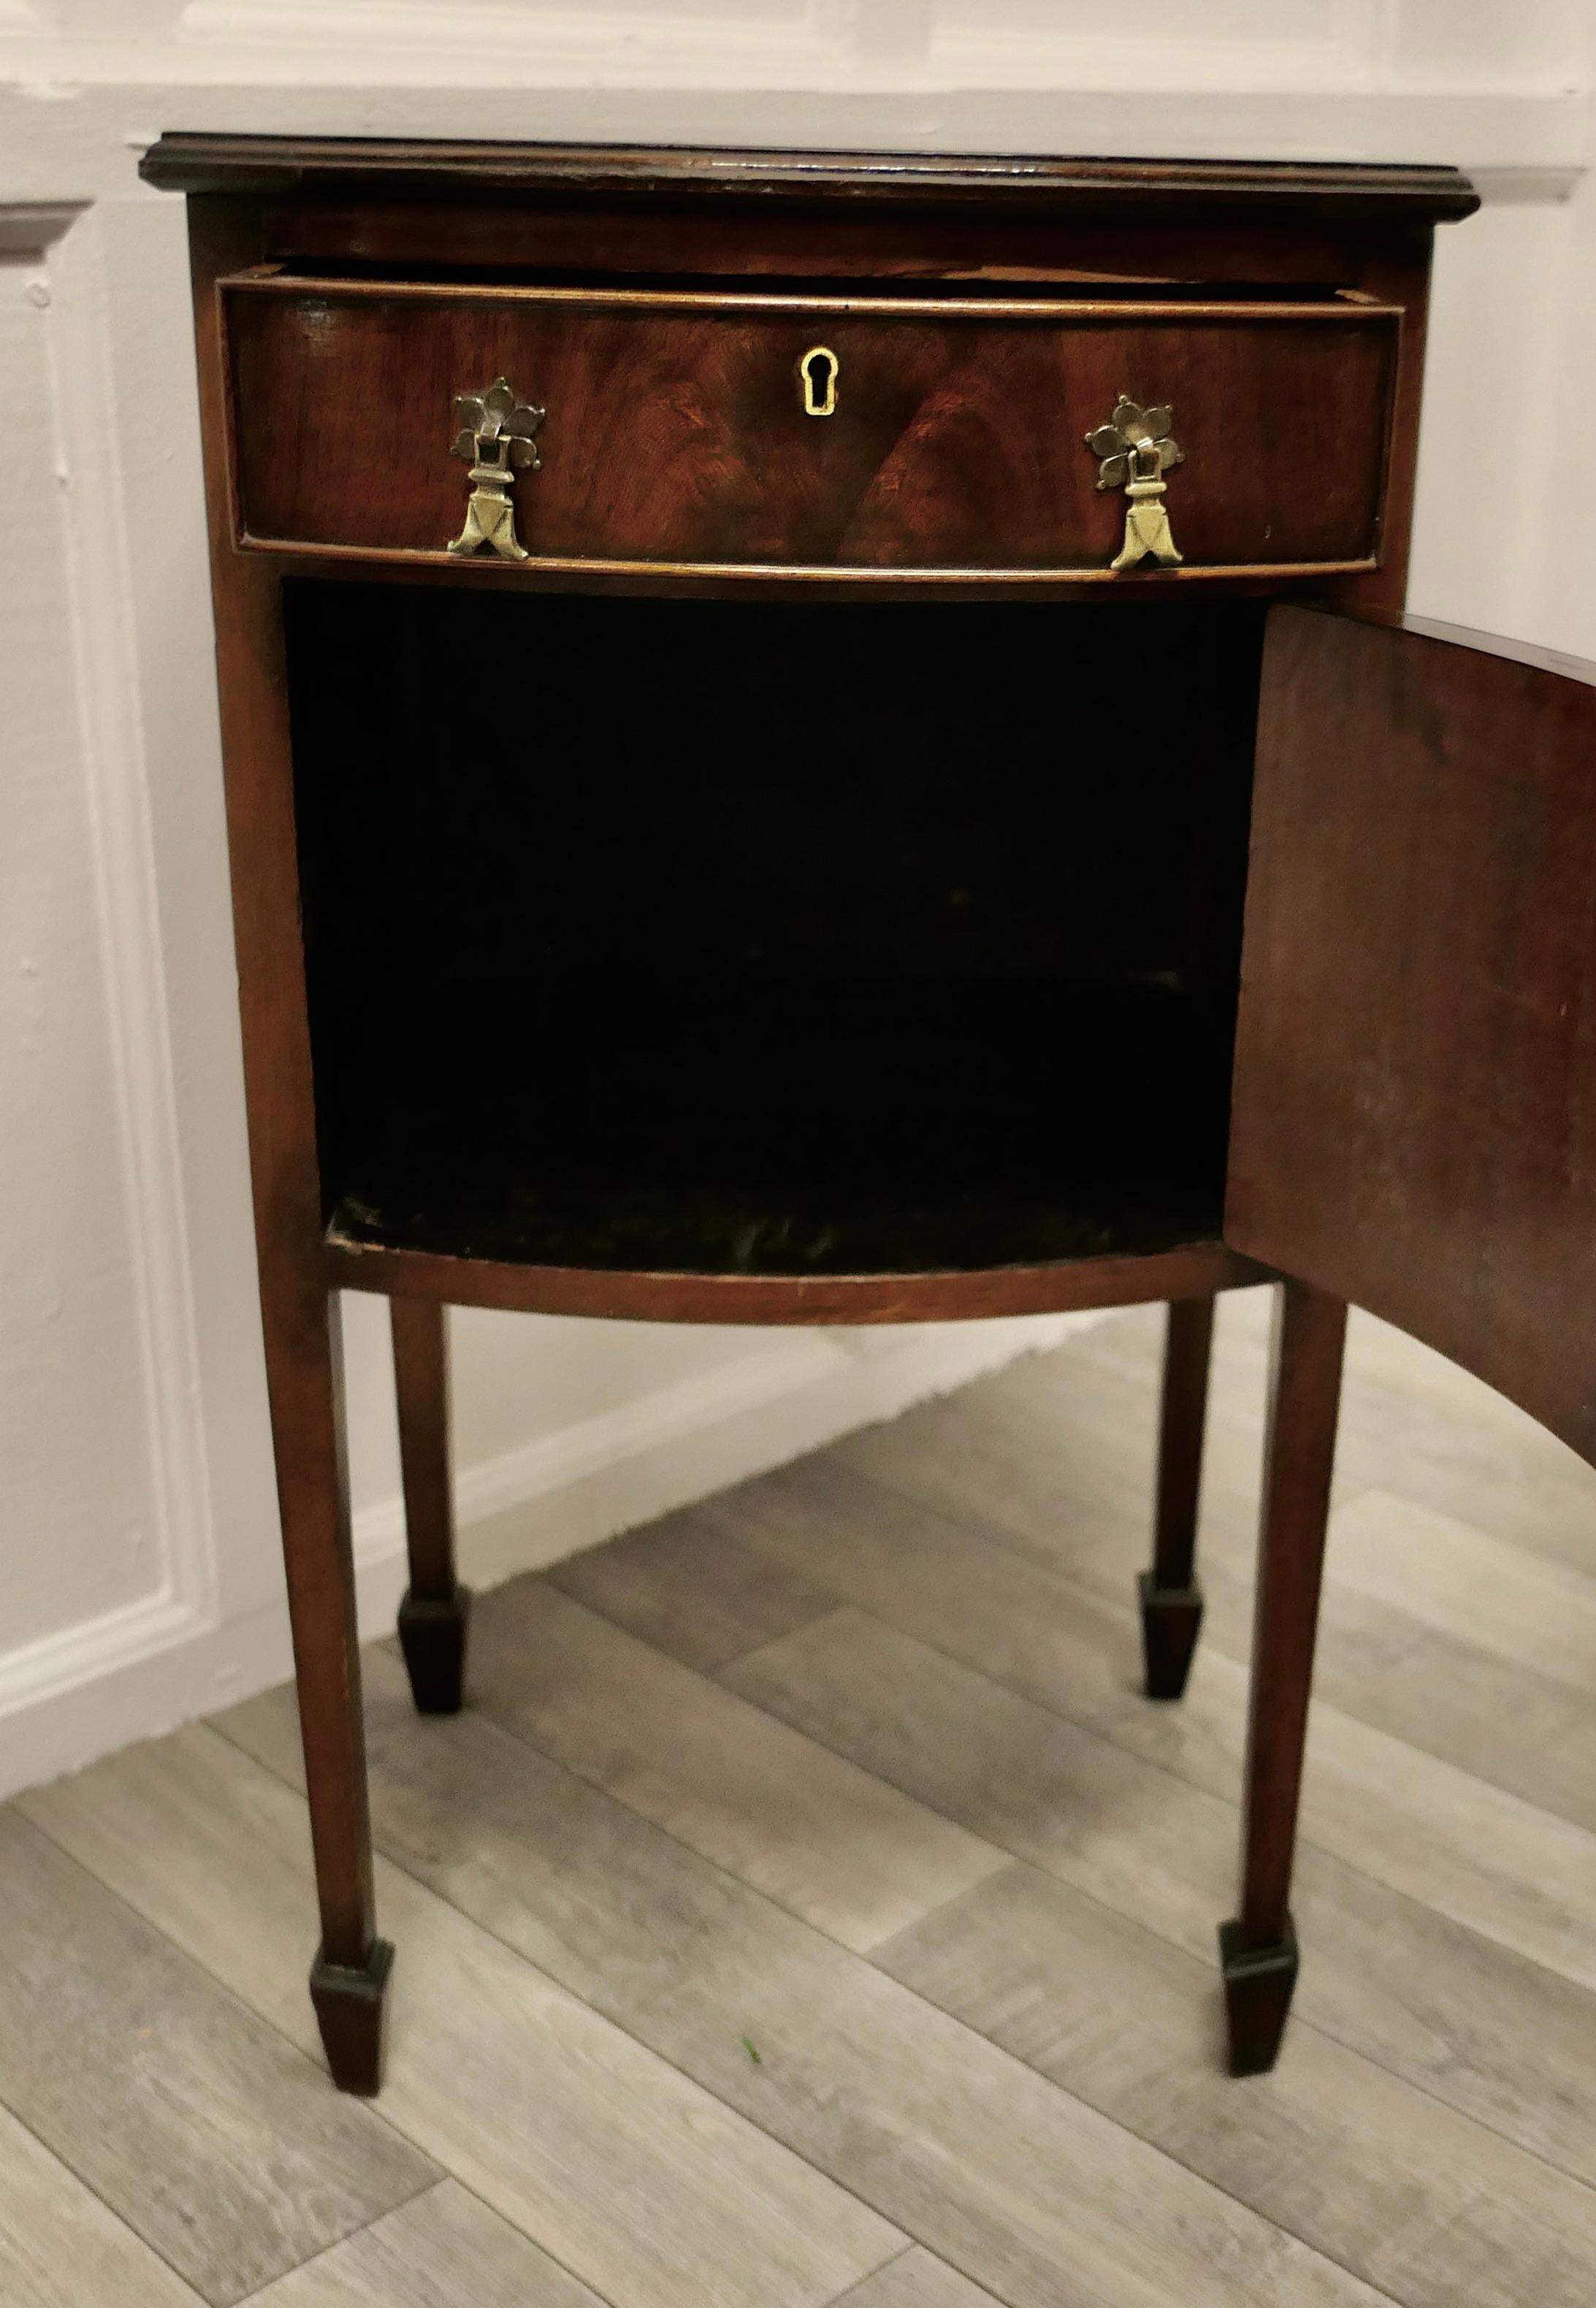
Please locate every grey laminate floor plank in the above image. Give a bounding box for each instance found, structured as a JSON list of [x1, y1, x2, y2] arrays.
[[215, 1649, 1391, 2308], [1326, 1488, 1596, 1690], [706, 1456, 1596, 1993], [241, 2180, 608, 2307], [331, 1645, 1596, 2305], [1283, 1573, 1596, 1837], [877, 1861, 1596, 2308], [0, 2102, 205, 2308], [829, 2248, 1005, 2307], [21, 1727, 902, 2308], [826, 1312, 1596, 1831], [833, 1318, 1267, 1598], [460, 1575, 1007, 1951], [1081, 1294, 1596, 1575], [547, 1508, 836, 1669], [16, 1293, 1595, 2308], [0, 1807, 435, 2307], [721, 1602, 1596, 2189], [723, 1605, 1232, 1960]]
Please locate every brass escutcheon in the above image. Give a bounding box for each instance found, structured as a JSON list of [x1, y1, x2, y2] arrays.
[[798, 345, 839, 417]]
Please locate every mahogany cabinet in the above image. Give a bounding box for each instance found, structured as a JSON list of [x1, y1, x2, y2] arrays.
[[141, 134, 1592, 2098]]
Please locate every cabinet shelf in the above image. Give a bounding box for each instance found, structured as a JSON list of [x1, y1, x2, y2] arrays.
[[319, 979, 1229, 1280]]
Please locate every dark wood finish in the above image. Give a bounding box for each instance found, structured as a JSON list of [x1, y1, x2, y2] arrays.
[[1229, 609, 1596, 1468], [187, 199, 390, 2083], [1217, 1918, 1300, 2082], [1139, 1292, 1215, 1700], [391, 1296, 470, 1715], [396, 1591, 471, 1718], [142, 135, 1479, 226], [1221, 1279, 1347, 2076], [224, 278, 1397, 578], [151, 134, 1481, 2095], [1333, 240, 1432, 618], [309, 1938, 394, 2098], [326, 1235, 1265, 1326], [244, 202, 1431, 295], [390, 1296, 454, 1594], [251, 537, 1370, 598]]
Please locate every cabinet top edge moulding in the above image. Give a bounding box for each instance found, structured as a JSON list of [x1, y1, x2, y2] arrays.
[[138, 134, 1481, 223]]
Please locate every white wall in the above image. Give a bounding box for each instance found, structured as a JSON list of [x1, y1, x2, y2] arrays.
[[0, 0, 1588, 1800]]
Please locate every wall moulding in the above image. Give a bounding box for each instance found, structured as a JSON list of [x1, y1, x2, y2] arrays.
[[0, 31, 1585, 1814], [0, 202, 79, 252], [31, 201, 223, 1636]]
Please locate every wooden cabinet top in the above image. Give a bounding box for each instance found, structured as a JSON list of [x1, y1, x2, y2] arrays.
[[140, 134, 1480, 225]]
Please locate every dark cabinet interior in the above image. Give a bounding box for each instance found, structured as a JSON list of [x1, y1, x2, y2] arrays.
[[289, 584, 1261, 1276]]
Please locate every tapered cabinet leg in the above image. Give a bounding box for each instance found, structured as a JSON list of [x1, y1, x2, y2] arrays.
[[1220, 1279, 1346, 2077], [1139, 1294, 1215, 1700], [265, 1288, 392, 2095], [196, 299, 392, 2095], [391, 1295, 470, 1714]]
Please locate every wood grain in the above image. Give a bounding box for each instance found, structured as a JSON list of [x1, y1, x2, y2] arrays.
[[833, 1304, 1596, 1830], [15, 1285, 1594, 2306], [879, 1862, 1596, 2308], [1149, 1293, 1215, 1596], [725, 1459, 1596, 1991], [216, 1650, 1390, 2308], [1234, 1280, 1347, 1960], [1232, 1296, 1596, 1572], [324, 1234, 1262, 1327], [218, 202, 1427, 302], [228, 284, 1396, 575], [188, 199, 383, 2012], [142, 137, 1478, 224], [723, 1604, 1237, 1943], [1328, 1487, 1596, 1690], [0, 1808, 434, 2307], [547, 1505, 837, 1670], [390, 1297, 454, 1603], [21, 1727, 903, 2308], [463, 1577, 1006, 1949], [1229, 608, 1596, 1468], [246, 2182, 606, 2307], [704, 1464, 1596, 2174], [831, 2250, 1007, 2308], [0, 2103, 205, 2308]]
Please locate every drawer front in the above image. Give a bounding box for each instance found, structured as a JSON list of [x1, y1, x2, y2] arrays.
[[223, 280, 1399, 580]]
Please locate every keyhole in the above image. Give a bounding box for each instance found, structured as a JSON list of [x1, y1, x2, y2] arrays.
[[798, 345, 839, 418]]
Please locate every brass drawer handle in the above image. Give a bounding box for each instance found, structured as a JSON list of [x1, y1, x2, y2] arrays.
[[448, 376, 545, 560], [1086, 398, 1184, 570]]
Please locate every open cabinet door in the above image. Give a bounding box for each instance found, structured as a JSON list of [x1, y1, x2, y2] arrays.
[[1227, 605, 1596, 1468], [1214, 605, 1596, 2074]]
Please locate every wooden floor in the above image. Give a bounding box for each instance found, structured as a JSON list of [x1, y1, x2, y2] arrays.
[[7, 1286, 1596, 2308]]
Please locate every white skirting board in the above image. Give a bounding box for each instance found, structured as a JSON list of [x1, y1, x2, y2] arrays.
[[0, 1307, 1104, 1804]]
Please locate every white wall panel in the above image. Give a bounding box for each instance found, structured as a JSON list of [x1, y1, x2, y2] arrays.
[[1408, 196, 1573, 643], [0, 3, 1587, 1797], [0, 247, 161, 1657]]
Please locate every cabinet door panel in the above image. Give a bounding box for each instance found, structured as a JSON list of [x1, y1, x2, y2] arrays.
[[1227, 607, 1596, 1464]]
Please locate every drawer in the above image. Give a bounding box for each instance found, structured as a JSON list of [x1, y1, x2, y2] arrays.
[[221, 276, 1400, 581]]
